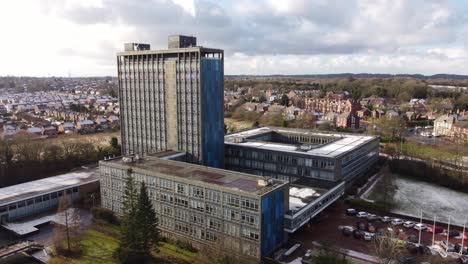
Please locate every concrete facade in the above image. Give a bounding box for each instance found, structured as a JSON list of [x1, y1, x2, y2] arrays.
[[99, 155, 288, 262], [117, 36, 224, 168]]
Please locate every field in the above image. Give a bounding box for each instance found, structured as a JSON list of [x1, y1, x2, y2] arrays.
[[46, 131, 121, 147], [224, 117, 255, 133], [48, 223, 209, 264]]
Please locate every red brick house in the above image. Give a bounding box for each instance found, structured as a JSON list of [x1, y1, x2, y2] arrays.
[[336, 112, 360, 130]]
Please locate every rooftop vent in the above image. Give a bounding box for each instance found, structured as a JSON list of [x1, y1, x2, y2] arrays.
[[258, 178, 273, 187]]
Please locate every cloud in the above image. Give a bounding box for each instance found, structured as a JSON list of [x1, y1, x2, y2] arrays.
[[0, 0, 467, 76]]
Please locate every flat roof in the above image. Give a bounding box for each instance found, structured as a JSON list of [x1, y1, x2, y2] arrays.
[[101, 155, 288, 196], [288, 185, 328, 214], [117, 46, 223, 56], [0, 168, 98, 207], [225, 127, 378, 158]]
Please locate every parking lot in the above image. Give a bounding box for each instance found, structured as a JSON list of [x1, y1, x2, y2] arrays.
[[287, 200, 467, 263]]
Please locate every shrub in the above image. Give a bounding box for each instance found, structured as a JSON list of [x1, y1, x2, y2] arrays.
[[91, 207, 119, 225]]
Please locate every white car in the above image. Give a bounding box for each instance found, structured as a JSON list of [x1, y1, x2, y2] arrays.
[[381, 216, 393, 223], [357, 212, 368, 218], [391, 218, 404, 225], [363, 232, 375, 241], [414, 223, 427, 231], [403, 221, 415, 228]]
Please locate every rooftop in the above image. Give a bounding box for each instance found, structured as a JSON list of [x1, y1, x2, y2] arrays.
[[288, 185, 328, 214], [0, 168, 98, 207], [101, 155, 288, 196], [225, 127, 378, 158]]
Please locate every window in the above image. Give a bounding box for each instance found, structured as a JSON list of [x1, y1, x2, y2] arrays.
[[225, 194, 239, 207], [176, 183, 186, 194], [241, 198, 259, 211], [0, 207, 6, 213], [18, 202, 25, 208], [51, 193, 57, 199], [27, 199, 34, 205], [43, 194, 50, 201], [35, 197, 42, 203], [8, 204, 16, 210], [58, 191, 63, 197]]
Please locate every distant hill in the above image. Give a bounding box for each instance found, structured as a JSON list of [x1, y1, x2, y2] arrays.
[[226, 73, 468, 80]]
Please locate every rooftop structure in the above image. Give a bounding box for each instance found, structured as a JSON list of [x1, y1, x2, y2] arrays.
[[0, 169, 99, 222], [103, 154, 286, 196], [0, 169, 98, 207], [225, 127, 379, 187], [225, 127, 376, 158]]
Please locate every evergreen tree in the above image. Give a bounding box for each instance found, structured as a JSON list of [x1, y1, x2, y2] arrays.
[[115, 169, 140, 263], [135, 181, 160, 259]]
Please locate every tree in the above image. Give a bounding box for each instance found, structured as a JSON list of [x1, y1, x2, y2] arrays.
[[280, 94, 289, 106], [53, 195, 81, 256], [115, 170, 140, 263], [109, 137, 121, 155], [372, 234, 403, 264], [135, 182, 160, 258], [307, 245, 349, 264]]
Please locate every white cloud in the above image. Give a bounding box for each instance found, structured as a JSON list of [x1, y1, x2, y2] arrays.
[[0, 0, 466, 76]]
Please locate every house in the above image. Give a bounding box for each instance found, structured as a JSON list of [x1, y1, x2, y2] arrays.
[[357, 108, 371, 118], [76, 120, 95, 132], [2, 124, 19, 137], [336, 112, 360, 130], [372, 109, 385, 119], [434, 114, 456, 137], [58, 122, 76, 134], [451, 121, 468, 143], [386, 110, 399, 120], [95, 117, 109, 129], [27, 127, 42, 136], [41, 126, 58, 137]]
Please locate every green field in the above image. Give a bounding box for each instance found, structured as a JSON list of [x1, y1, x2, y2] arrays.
[[48, 223, 205, 264]]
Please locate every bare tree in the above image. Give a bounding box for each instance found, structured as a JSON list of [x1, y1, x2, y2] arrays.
[[372, 234, 403, 264], [53, 195, 81, 255]]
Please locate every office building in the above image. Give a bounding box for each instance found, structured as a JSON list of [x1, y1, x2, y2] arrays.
[[117, 35, 224, 168], [99, 152, 288, 262], [225, 127, 379, 188]]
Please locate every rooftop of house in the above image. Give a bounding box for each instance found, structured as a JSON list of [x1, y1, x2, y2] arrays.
[[225, 127, 378, 158], [101, 154, 288, 196]]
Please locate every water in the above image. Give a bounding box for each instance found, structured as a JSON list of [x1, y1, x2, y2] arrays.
[[392, 176, 468, 226]]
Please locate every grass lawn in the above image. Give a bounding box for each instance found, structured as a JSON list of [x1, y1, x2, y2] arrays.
[[49, 223, 202, 264]]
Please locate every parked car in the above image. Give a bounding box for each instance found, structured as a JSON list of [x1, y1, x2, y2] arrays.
[[353, 230, 362, 239], [346, 208, 357, 216], [357, 212, 368, 218], [398, 256, 416, 264], [427, 226, 444, 234], [367, 214, 380, 221], [392, 218, 404, 225], [381, 216, 393, 223], [403, 221, 415, 228], [342, 227, 353, 236], [414, 223, 427, 231], [304, 249, 313, 258], [357, 222, 366, 231], [449, 231, 461, 238], [363, 232, 374, 241]]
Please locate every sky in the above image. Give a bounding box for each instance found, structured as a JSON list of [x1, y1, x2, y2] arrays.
[[0, 0, 467, 77]]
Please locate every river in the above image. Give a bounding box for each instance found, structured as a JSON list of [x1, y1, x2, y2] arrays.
[[392, 176, 468, 226]]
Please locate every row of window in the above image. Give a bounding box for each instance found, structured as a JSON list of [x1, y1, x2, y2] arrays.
[[0, 187, 78, 213]]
